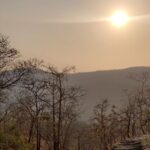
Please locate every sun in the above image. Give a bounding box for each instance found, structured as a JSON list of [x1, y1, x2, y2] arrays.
[[110, 11, 129, 27]]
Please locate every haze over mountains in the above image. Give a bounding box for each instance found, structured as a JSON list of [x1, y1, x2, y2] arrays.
[[68, 66, 150, 120], [10, 66, 150, 120]]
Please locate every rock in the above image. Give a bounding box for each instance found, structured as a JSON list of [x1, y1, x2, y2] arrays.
[[112, 139, 143, 150]]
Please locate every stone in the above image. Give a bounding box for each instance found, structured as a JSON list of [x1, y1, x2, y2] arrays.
[[112, 139, 143, 150]]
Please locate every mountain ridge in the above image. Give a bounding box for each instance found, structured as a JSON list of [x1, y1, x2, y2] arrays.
[[68, 66, 150, 120], [73, 66, 150, 74]]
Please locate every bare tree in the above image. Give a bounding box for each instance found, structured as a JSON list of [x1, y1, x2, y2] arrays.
[[18, 59, 47, 150], [43, 66, 83, 150], [93, 99, 110, 150], [0, 34, 27, 127]]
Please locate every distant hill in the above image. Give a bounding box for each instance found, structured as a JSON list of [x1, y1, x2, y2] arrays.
[[9, 66, 150, 121], [68, 67, 150, 120]]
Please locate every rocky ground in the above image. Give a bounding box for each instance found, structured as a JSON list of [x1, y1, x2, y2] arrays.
[[112, 136, 150, 150]]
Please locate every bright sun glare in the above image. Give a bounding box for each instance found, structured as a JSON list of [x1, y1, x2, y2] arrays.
[[110, 11, 129, 27]]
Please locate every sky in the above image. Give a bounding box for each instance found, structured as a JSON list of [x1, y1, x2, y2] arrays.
[[1, 0, 150, 72]]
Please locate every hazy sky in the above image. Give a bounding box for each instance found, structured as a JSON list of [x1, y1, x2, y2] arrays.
[[1, 0, 150, 72]]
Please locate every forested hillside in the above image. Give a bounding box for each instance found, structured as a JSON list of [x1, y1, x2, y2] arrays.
[[1, 34, 150, 150]]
